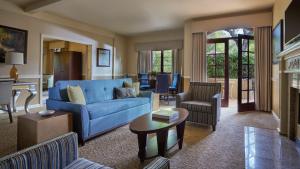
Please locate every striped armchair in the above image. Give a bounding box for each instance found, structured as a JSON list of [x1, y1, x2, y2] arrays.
[[0, 132, 169, 169], [176, 82, 221, 131]]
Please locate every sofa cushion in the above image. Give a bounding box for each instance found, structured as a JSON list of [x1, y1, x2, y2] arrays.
[[87, 97, 150, 120], [64, 158, 112, 169], [181, 101, 212, 112]]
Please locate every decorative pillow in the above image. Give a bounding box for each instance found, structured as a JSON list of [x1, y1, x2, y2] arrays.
[[115, 87, 137, 99], [67, 86, 86, 105], [124, 81, 140, 96]]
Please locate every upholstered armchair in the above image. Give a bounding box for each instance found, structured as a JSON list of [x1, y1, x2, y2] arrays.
[[176, 82, 221, 131]]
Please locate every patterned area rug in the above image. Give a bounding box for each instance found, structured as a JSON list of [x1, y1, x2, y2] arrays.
[[0, 103, 279, 169]]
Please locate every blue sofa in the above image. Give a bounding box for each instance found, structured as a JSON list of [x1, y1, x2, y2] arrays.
[[46, 78, 153, 144], [0, 132, 170, 169]]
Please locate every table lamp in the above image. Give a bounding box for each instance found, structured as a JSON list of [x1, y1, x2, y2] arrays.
[[5, 51, 24, 81]]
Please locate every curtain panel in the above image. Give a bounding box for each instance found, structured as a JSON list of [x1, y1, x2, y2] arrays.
[[173, 49, 183, 74], [137, 50, 152, 74], [254, 26, 272, 112], [191, 32, 207, 82]]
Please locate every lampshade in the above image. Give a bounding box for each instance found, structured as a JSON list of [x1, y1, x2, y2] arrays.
[[5, 52, 24, 65]]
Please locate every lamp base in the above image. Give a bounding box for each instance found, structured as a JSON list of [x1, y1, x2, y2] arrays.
[[10, 65, 19, 81]]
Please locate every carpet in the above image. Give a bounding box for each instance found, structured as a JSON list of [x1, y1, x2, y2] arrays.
[[0, 103, 280, 169]]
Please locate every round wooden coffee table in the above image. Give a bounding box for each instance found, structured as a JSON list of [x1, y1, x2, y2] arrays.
[[129, 108, 189, 162]]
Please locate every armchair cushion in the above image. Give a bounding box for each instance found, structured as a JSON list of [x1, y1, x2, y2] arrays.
[[64, 158, 112, 169], [181, 101, 211, 107], [180, 101, 212, 112], [144, 157, 170, 169]]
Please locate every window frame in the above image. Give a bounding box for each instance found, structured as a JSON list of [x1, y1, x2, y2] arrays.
[[151, 49, 173, 73]]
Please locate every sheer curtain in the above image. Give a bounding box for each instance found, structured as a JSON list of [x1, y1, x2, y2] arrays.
[[191, 32, 207, 82], [254, 26, 272, 112], [137, 50, 152, 73]]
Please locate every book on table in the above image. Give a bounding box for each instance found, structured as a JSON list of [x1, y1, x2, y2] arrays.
[[152, 110, 179, 122]]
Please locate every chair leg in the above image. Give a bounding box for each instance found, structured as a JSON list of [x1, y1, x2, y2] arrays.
[[212, 125, 216, 131], [7, 104, 13, 123], [167, 94, 169, 105]]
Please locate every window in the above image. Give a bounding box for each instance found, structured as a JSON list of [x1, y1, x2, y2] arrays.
[[151, 50, 173, 73]]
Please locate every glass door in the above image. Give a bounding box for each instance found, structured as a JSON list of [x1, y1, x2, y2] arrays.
[[207, 39, 229, 107], [238, 35, 255, 112]]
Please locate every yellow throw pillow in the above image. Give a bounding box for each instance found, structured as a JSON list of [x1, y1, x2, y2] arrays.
[[67, 86, 86, 105], [124, 81, 140, 96], [132, 82, 140, 96]]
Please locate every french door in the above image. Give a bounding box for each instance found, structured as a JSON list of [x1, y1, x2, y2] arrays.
[[238, 35, 255, 112], [207, 39, 229, 107]]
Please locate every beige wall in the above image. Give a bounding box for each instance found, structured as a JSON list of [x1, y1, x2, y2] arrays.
[[0, 2, 127, 107], [127, 29, 184, 76], [272, 0, 292, 118]]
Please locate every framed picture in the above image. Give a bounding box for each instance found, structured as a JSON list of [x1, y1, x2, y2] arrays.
[[97, 48, 110, 67], [0, 25, 28, 64], [272, 19, 284, 64]]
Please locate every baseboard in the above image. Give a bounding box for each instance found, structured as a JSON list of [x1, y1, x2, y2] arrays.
[[296, 138, 300, 152], [0, 104, 42, 114], [272, 111, 281, 133], [272, 111, 280, 120]]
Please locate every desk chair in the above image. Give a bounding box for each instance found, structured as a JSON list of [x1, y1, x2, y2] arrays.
[[155, 74, 170, 104]]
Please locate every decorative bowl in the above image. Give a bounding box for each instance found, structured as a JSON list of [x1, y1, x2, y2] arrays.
[[38, 110, 55, 116]]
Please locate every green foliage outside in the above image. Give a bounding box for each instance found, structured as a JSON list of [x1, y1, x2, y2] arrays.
[[152, 50, 172, 73], [152, 51, 161, 72], [207, 29, 254, 79]]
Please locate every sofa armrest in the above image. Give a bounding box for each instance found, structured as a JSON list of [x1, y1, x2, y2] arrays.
[[143, 157, 170, 169], [0, 132, 78, 169], [212, 93, 221, 122], [138, 91, 154, 111], [46, 99, 89, 142], [176, 92, 190, 108]]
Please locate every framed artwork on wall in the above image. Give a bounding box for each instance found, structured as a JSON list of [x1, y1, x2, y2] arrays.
[[97, 48, 110, 67], [272, 19, 284, 64], [0, 25, 28, 64]]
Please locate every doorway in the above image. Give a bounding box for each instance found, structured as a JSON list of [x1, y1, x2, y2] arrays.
[[207, 38, 229, 107], [237, 35, 255, 112], [41, 37, 92, 104], [207, 28, 255, 111]]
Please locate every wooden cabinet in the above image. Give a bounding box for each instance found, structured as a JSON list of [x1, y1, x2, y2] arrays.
[[53, 51, 82, 83]]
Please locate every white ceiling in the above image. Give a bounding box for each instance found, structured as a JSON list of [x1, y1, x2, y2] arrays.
[[8, 0, 275, 35]]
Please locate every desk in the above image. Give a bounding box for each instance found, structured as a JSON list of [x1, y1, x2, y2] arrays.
[[12, 82, 37, 114]]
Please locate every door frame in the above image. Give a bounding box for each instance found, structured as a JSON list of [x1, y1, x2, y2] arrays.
[[237, 34, 255, 112], [207, 38, 229, 107], [40, 34, 93, 105]]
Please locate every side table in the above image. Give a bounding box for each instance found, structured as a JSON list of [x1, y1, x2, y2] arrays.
[[17, 111, 72, 150]]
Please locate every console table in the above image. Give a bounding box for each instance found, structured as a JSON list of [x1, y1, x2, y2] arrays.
[[12, 82, 37, 114]]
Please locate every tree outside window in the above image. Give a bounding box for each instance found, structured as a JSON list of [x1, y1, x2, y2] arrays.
[[152, 50, 173, 73]]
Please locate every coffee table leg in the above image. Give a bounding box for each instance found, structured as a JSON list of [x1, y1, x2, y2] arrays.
[[137, 133, 147, 162], [157, 130, 168, 157], [176, 120, 186, 149]]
